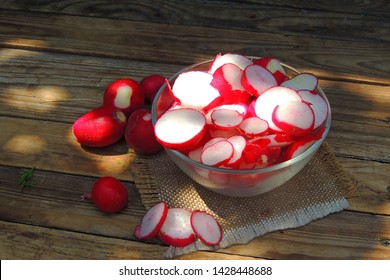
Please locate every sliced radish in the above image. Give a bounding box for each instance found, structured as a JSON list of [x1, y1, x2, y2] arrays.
[[208, 53, 253, 74], [210, 104, 247, 129], [208, 126, 240, 138], [281, 125, 326, 161], [134, 201, 168, 240], [159, 208, 196, 247], [239, 116, 269, 137], [201, 140, 234, 166], [171, 71, 223, 111], [253, 57, 288, 84], [211, 63, 251, 104], [154, 108, 206, 151], [272, 100, 315, 136], [187, 145, 204, 163], [242, 143, 281, 166], [241, 64, 278, 96], [191, 211, 222, 246], [250, 133, 295, 148], [281, 73, 318, 91], [254, 86, 302, 132], [298, 90, 329, 129], [224, 135, 247, 167], [203, 137, 226, 150]]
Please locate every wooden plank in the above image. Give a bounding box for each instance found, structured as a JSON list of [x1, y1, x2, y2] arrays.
[[0, 48, 389, 127], [219, 211, 390, 260], [2, 0, 390, 17], [1, 0, 389, 37], [0, 10, 388, 84], [0, 220, 258, 259], [0, 116, 137, 181]]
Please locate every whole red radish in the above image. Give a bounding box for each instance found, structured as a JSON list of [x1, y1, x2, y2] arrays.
[[84, 176, 128, 214], [72, 106, 127, 147], [125, 108, 163, 154], [140, 74, 166, 103], [103, 78, 145, 116]]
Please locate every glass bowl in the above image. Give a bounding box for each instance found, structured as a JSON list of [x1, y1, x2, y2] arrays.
[[151, 58, 331, 197]]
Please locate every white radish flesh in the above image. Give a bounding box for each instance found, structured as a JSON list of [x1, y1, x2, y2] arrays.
[[209, 53, 253, 74], [201, 140, 234, 166], [272, 100, 315, 136], [154, 108, 206, 151], [254, 86, 301, 132], [281, 73, 318, 91], [134, 201, 168, 240], [210, 104, 247, 129], [225, 135, 247, 167], [298, 90, 329, 129], [253, 57, 288, 84], [191, 211, 222, 246], [159, 208, 196, 247], [241, 64, 278, 96], [211, 63, 250, 104], [172, 71, 222, 110], [239, 117, 269, 137]]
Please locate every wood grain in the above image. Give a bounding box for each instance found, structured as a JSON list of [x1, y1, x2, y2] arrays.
[[0, 10, 388, 84]]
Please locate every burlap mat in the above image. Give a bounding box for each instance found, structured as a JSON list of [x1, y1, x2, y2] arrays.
[[133, 141, 358, 258]]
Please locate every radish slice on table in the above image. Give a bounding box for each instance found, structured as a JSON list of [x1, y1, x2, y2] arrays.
[[239, 117, 269, 137], [159, 208, 196, 247], [171, 71, 222, 111], [209, 53, 253, 74], [254, 86, 302, 132], [253, 57, 288, 85], [134, 201, 168, 240], [211, 63, 250, 104], [191, 211, 222, 246], [272, 100, 315, 136], [154, 108, 206, 151], [210, 104, 247, 129], [281, 73, 318, 91], [201, 140, 234, 167], [298, 90, 329, 129], [241, 64, 278, 96]]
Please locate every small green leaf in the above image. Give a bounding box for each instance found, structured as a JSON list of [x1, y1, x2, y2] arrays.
[[19, 166, 36, 189]]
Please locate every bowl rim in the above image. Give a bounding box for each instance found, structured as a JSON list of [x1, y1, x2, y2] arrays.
[[151, 57, 332, 174]]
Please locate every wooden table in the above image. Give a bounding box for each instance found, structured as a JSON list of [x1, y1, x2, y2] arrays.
[[0, 1, 389, 260]]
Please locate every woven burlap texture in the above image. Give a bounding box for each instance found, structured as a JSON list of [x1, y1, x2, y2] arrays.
[[133, 141, 357, 258]]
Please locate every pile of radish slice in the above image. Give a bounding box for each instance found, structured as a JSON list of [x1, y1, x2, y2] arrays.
[[134, 202, 222, 247], [154, 54, 329, 169]]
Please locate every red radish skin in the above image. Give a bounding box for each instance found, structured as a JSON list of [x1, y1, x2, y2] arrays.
[[134, 201, 168, 240], [72, 106, 127, 147], [208, 53, 253, 74], [159, 208, 196, 247], [250, 133, 295, 148], [254, 86, 302, 132], [253, 57, 288, 84], [201, 140, 234, 167], [280, 73, 318, 91], [154, 108, 207, 152], [83, 176, 128, 214], [272, 100, 315, 136], [125, 108, 163, 154], [191, 211, 222, 246], [103, 78, 145, 116], [241, 64, 278, 96], [211, 63, 250, 104], [140, 74, 166, 103], [298, 90, 329, 129], [171, 71, 223, 111]]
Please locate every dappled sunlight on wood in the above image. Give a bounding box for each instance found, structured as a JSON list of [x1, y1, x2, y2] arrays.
[[0, 46, 42, 63], [4, 85, 71, 113], [4, 134, 47, 155], [65, 126, 135, 178], [1, 38, 48, 52]]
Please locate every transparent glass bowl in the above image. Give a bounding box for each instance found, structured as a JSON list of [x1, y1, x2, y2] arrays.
[[151, 59, 331, 197]]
